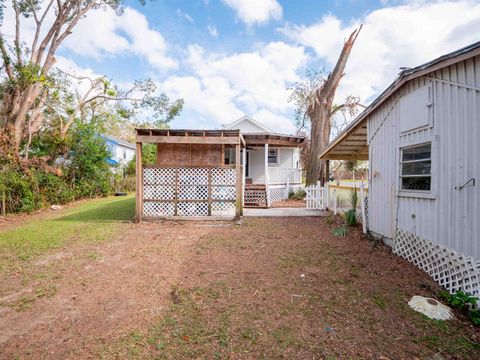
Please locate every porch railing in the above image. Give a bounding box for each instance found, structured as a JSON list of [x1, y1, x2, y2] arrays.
[[267, 167, 302, 185]]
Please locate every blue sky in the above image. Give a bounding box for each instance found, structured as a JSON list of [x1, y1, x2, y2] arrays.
[[4, 0, 480, 133]]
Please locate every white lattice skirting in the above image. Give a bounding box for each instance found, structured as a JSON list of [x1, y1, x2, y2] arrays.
[[394, 228, 480, 296], [269, 185, 304, 203], [143, 167, 236, 218]]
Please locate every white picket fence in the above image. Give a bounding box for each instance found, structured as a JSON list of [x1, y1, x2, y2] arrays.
[[305, 182, 328, 210]]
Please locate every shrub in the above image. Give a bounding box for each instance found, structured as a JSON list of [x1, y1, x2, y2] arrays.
[[438, 290, 479, 326], [288, 188, 306, 201], [342, 188, 359, 226]]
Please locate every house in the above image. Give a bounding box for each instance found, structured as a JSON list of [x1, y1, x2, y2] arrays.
[[320, 42, 480, 295], [224, 116, 304, 207], [134, 116, 304, 221], [104, 135, 136, 167]]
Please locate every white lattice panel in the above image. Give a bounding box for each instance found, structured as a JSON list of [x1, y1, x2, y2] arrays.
[[178, 202, 208, 216], [394, 228, 480, 296], [178, 185, 208, 200], [211, 168, 236, 185], [211, 202, 235, 217], [143, 185, 175, 200], [143, 168, 175, 185], [212, 186, 236, 200], [142, 167, 237, 218], [143, 202, 175, 216], [178, 168, 208, 185], [269, 187, 288, 203]]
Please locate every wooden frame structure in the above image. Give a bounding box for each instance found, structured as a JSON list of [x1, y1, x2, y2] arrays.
[[135, 129, 245, 222]]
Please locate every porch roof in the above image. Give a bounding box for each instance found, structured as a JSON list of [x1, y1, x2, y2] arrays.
[[319, 40, 480, 161], [243, 132, 305, 147], [135, 128, 246, 147]]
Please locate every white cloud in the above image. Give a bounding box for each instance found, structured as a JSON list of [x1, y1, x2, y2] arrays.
[[162, 75, 243, 125], [222, 0, 282, 26], [176, 8, 194, 23], [64, 7, 177, 71], [160, 41, 307, 132], [207, 25, 219, 38], [253, 109, 296, 134], [279, 0, 480, 104], [0, 3, 177, 72]]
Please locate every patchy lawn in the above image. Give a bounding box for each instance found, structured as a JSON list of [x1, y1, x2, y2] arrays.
[[0, 196, 134, 272], [0, 199, 479, 359]]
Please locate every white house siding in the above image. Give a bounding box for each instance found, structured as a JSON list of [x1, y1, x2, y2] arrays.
[[367, 55, 480, 263], [114, 144, 135, 165], [247, 147, 298, 184]]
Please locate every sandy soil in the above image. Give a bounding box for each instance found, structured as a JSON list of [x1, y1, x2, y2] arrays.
[[0, 217, 479, 359]]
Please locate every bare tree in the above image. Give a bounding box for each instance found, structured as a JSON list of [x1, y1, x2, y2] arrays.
[[289, 26, 362, 185], [0, 0, 124, 155]]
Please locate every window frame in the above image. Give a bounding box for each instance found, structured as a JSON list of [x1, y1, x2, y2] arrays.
[[399, 142, 432, 193], [268, 148, 279, 165]]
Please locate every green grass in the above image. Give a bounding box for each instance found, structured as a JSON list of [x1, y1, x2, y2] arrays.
[[0, 196, 134, 270]]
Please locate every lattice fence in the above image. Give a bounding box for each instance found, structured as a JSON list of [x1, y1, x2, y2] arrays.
[[143, 167, 236, 218], [269, 187, 287, 203], [269, 185, 304, 203], [394, 228, 480, 296]]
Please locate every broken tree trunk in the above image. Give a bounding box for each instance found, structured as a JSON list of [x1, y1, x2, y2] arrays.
[[305, 25, 362, 186]]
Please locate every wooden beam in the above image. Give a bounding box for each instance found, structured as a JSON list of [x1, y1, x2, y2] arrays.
[[135, 142, 143, 223], [136, 135, 240, 145], [235, 144, 242, 220], [322, 154, 369, 160], [245, 138, 302, 147]]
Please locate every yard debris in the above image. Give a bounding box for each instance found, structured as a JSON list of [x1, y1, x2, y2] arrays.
[[324, 326, 335, 333], [170, 288, 181, 304], [290, 294, 303, 303], [408, 296, 453, 320], [50, 205, 62, 210]]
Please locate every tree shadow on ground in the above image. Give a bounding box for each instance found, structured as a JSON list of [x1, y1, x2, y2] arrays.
[[55, 197, 135, 222]]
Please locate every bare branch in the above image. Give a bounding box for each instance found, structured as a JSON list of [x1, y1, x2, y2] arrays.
[[30, 0, 55, 61], [0, 34, 14, 79]]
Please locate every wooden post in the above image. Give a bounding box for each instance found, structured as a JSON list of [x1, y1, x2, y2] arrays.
[[264, 143, 270, 207], [360, 185, 367, 234], [235, 144, 242, 220], [135, 142, 143, 223], [241, 148, 246, 216], [207, 169, 212, 216], [174, 169, 179, 216], [333, 189, 337, 215]]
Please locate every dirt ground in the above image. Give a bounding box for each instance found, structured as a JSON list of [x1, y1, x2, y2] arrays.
[[271, 199, 306, 208], [0, 213, 479, 359]]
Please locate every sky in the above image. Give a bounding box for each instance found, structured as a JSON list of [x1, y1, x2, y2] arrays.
[[3, 0, 480, 134]]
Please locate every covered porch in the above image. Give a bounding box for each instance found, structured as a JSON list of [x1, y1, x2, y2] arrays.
[[243, 133, 305, 207]]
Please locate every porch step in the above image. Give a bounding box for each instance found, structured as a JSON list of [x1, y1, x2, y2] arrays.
[[244, 187, 267, 208], [245, 184, 266, 190]]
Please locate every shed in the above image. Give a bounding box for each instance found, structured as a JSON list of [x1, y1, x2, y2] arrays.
[[135, 129, 246, 221], [320, 41, 480, 295]]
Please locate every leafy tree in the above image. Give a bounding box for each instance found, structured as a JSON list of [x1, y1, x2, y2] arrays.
[[0, 0, 183, 157]]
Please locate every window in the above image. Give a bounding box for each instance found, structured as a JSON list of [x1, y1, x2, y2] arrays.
[[268, 149, 278, 164], [224, 148, 235, 165], [400, 143, 431, 191], [123, 149, 127, 160]]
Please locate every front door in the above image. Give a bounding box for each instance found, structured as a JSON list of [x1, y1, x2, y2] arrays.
[[245, 150, 250, 178]]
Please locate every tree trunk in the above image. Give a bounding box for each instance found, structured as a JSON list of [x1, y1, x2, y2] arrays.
[[304, 26, 362, 185]]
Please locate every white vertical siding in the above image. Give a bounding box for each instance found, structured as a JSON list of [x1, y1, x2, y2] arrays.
[[368, 55, 480, 261], [247, 147, 299, 184]]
